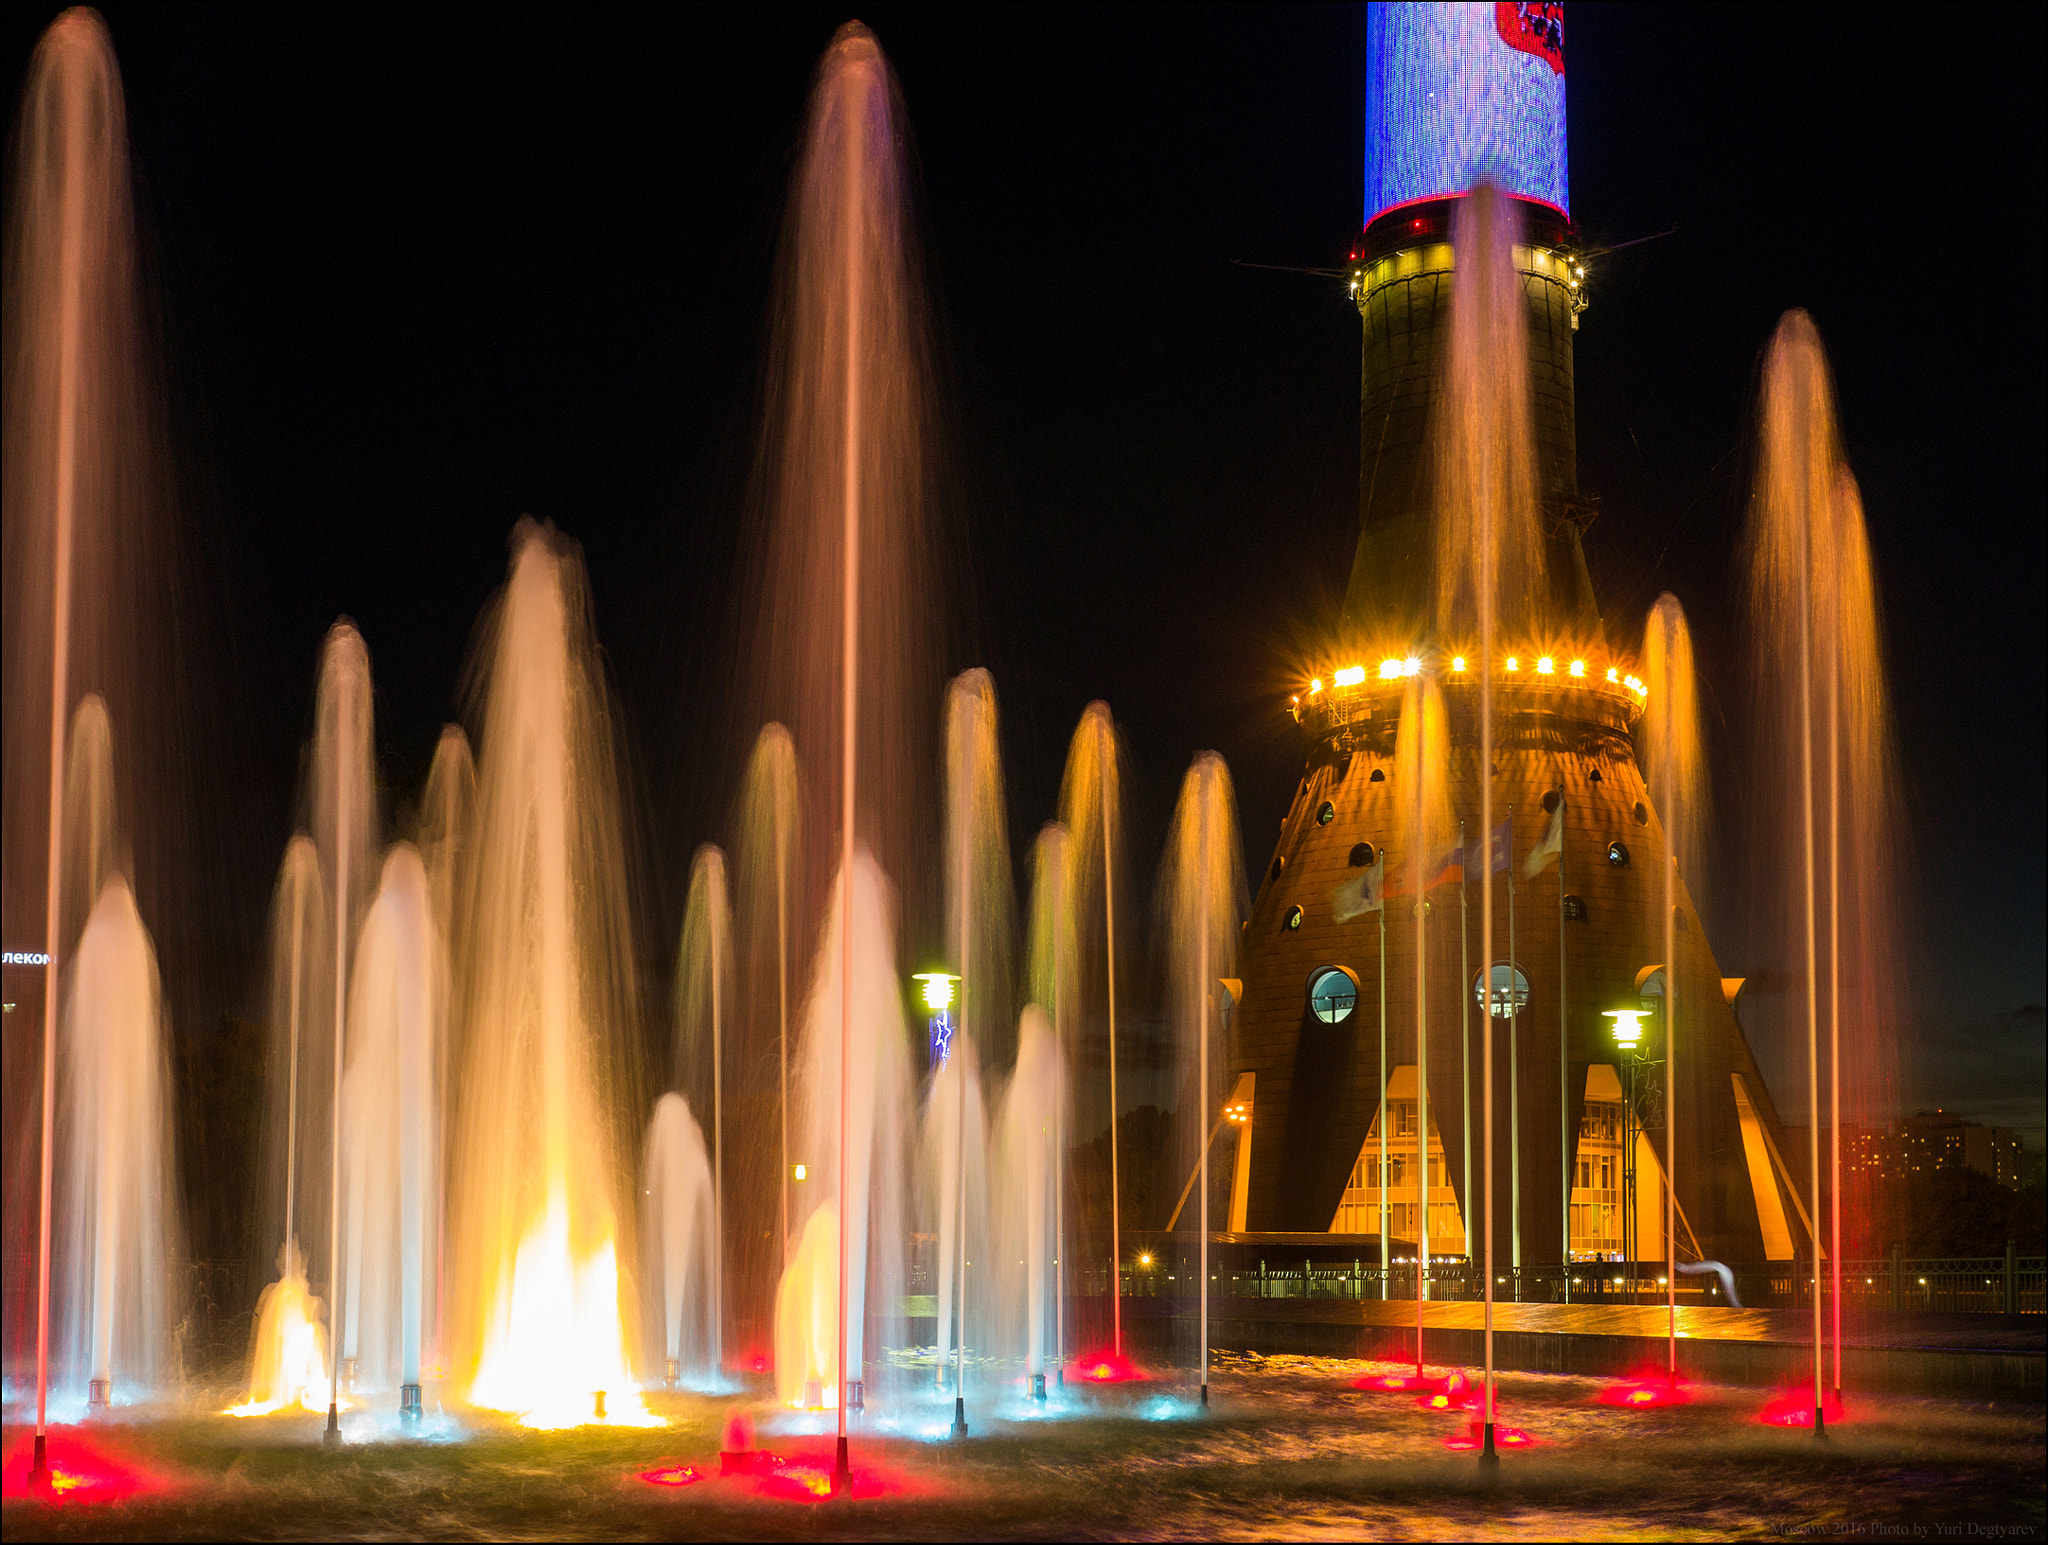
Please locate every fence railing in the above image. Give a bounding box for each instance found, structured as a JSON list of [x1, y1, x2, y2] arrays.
[[1107, 1244, 2046, 1315]]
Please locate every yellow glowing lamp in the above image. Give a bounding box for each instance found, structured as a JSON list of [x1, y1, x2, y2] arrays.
[[793, 1163, 807, 1182], [1451, 656, 1467, 673], [1309, 679, 1323, 695], [1606, 666, 1620, 683], [1504, 656, 1520, 672], [1604, 1009, 1648, 1049], [1537, 656, 1555, 675], [1624, 675, 1646, 696], [1403, 656, 1421, 677], [913, 971, 958, 1013], [1379, 658, 1404, 680], [1333, 665, 1366, 687], [1138, 1252, 1154, 1267], [1569, 659, 1586, 678]]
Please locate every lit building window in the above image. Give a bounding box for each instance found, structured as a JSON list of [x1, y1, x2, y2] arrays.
[[1472, 962, 1530, 1019], [1607, 840, 1630, 867], [1309, 968, 1357, 1025], [1316, 800, 1336, 826], [1284, 905, 1304, 932]]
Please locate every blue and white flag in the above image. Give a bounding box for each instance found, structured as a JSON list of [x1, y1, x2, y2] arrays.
[[1330, 851, 1385, 922]]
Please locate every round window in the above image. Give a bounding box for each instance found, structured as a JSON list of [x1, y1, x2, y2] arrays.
[[1349, 842, 1376, 868], [1633, 801, 1649, 826], [1541, 789, 1561, 814], [1309, 968, 1357, 1024], [1316, 801, 1336, 826], [1607, 840, 1630, 867], [1284, 905, 1304, 931], [1472, 962, 1531, 1018]]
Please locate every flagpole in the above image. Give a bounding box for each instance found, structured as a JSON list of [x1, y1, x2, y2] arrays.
[[1509, 806, 1520, 1303], [1560, 799, 1570, 1304], [1460, 821, 1472, 1264], [1378, 898, 1388, 1301]]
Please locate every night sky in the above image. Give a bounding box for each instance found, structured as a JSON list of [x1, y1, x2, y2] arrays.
[[5, 6, 2043, 1147]]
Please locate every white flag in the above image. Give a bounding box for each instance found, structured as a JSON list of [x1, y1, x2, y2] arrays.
[[1524, 798, 1564, 877], [1330, 852, 1384, 922]]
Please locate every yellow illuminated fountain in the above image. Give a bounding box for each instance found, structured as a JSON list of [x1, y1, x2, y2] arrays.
[[450, 524, 656, 1430]]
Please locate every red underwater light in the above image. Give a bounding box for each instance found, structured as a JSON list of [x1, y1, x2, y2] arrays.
[[1442, 1418, 1538, 1451], [1351, 1371, 1442, 1395], [1074, 1350, 1146, 1383], [638, 1463, 706, 1488], [1759, 1389, 1847, 1428], [1597, 1372, 1692, 1409], [3, 1432, 162, 1505]]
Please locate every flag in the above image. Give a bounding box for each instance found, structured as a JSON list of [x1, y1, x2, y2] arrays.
[[1467, 817, 1510, 877], [1330, 852, 1384, 921], [1387, 837, 1467, 897], [1524, 798, 1564, 876]]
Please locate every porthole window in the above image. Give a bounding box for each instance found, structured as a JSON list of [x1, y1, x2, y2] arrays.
[[1316, 801, 1336, 826], [1368, 768, 1386, 783], [1588, 768, 1604, 784], [1337, 753, 1355, 780], [1309, 967, 1357, 1024], [1269, 855, 1286, 881], [1349, 842, 1377, 868], [1607, 840, 1630, 867], [1472, 962, 1531, 1018], [1637, 968, 1666, 1017], [1563, 894, 1588, 922], [1633, 801, 1648, 826], [1541, 789, 1561, 814], [1284, 905, 1304, 931]]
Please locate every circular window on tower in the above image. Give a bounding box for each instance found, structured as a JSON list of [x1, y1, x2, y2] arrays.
[[1472, 962, 1531, 1018], [1349, 842, 1377, 868], [1283, 905, 1304, 931], [1633, 801, 1649, 826], [1316, 801, 1336, 826], [1607, 840, 1631, 867], [1309, 967, 1358, 1024]]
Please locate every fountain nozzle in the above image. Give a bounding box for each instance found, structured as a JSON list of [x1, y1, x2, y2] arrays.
[[1032, 1373, 1046, 1403], [322, 1401, 342, 1446], [87, 1377, 111, 1411], [951, 1395, 969, 1440], [665, 1357, 679, 1389], [847, 1379, 864, 1413], [593, 1390, 607, 1421], [29, 1433, 48, 1486], [400, 1383, 423, 1423]]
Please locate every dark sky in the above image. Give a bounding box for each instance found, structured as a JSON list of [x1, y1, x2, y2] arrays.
[[6, 5, 2043, 1144]]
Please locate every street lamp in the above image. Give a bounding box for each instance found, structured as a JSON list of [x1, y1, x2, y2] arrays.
[[1603, 1009, 1659, 1301], [914, 971, 960, 1067]]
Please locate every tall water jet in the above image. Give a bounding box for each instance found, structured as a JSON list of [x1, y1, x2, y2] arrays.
[[454, 522, 651, 1429], [243, 834, 330, 1414], [1642, 594, 1705, 1378], [56, 873, 175, 1407], [1433, 183, 1541, 1464], [992, 1005, 1067, 1386], [775, 851, 911, 1413], [735, 724, 801, 1273], [1025, 822, 1077, 1380], [1159, 753, 1243, 1403], [640, 1093, 717, 1388], [339, 845, 445, 1413], [752, 26, 937, 1479], [1396, 673, 1450, 1371], [1056, 702, 1125, 1357], [1746, 311, 1901, 1427], [1, 10, 169, 1467], [673, 843, 732, 1374], [309, 620, 377, 1440], [938, 668, 1013, 1427]]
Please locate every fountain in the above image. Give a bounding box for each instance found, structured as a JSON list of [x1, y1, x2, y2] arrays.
[[1433, 182, 1543, 1464], [773, 851, 912, 1414], [338, 845, 445, 1416], [56, 846, 176, 1410], [992, 1004, 1067, 1393], [1642, 593, 1706, 1379], [452, 523, 652, 1430], [640, 1093, 717, 1389], [1025, 820, 1077, 1384], [1159, 753, 1244, 1404], [734, 724, 801, 1277], [1746, 311, 1902, 1427], [671, 844, 733, 1378], [1395, 672, 1450, 1371], [1056, 702, 1126, 1363]]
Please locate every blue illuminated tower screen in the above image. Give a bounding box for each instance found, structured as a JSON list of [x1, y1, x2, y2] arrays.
[[1364, 1, 1569, 225]]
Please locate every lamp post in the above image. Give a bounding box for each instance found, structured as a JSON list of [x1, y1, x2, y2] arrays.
[[915, 970, 967, 1437], [1603, 1009, 1662, 1304]]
